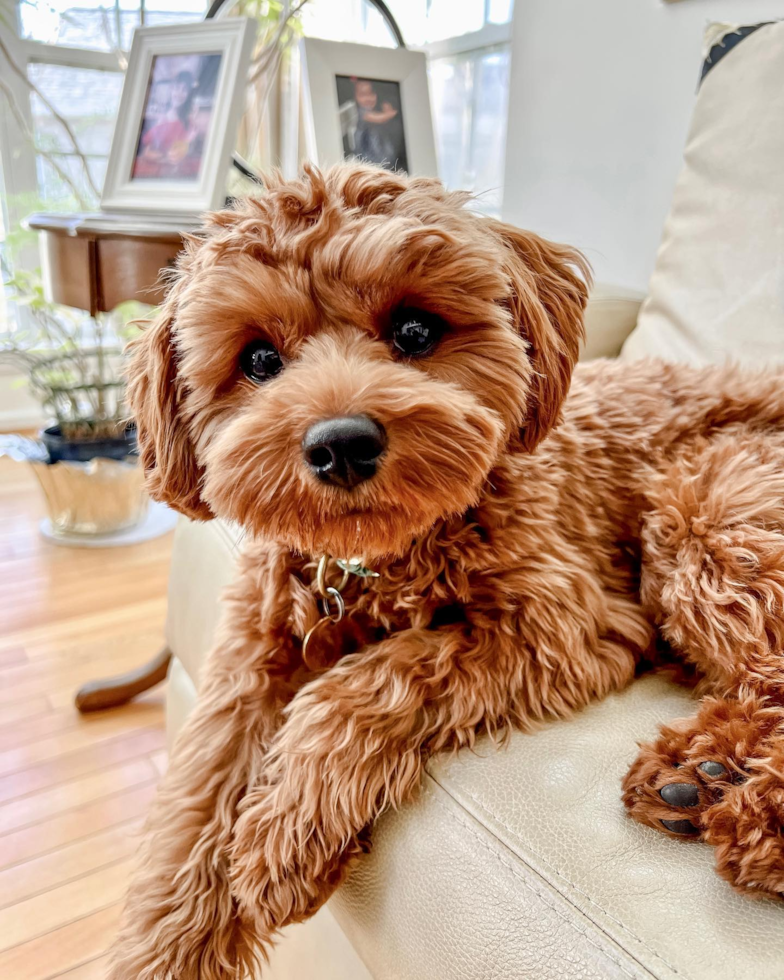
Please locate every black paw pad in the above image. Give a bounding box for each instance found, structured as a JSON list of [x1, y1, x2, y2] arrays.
[[698, 760, 728, 778], [659, 782, 700, 807], [661, 818, 700, 835]]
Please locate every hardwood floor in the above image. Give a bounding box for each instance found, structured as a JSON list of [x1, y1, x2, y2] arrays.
[[0, 456, 172, 979]]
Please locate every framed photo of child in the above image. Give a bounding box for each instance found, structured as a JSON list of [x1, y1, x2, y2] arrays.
[[301, 39, 437, 177], [335, 75, 408, 173], [101, 20, 256, 215]]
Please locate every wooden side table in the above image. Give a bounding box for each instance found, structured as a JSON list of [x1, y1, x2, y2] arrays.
[[26, 211, 200, 314], [26, 211, 199, 712]]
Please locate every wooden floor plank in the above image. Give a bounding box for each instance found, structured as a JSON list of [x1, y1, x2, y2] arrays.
[[149, 748, 168, 778], [0, 708, 165, 776], [0, 562, 168, 612], [51, 954, 111, 979], [0, 646, 170, 707], [0, 631, 166, 691], [0, 708, 82, 752], [0, 575, 171, 637], [0, 818, 143, 908], [0, 858, 134, 951], [0, 597, 167, 658], [0, 727, 165, 802], [0, 647, 28, 668], [0, 903, 122, 980], [0, 697, 52, 726], [0, 781, 157, 870], [0, 757, 157, 835], [0, 700, 165, 754]]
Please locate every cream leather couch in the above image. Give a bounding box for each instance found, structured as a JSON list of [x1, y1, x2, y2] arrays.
[[163, 283, 781, 980], [164, 21, 784, 977]]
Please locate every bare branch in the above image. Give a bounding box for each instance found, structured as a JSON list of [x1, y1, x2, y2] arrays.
[[0, 74, 90, 208], [0, 31, 101, 200]]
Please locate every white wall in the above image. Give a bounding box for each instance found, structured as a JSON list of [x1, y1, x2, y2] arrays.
[[503, 0, 784, 291]]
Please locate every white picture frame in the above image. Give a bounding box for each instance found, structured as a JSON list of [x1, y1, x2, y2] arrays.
[[301, 38, 438, 177], [101, 19, 256, 215]]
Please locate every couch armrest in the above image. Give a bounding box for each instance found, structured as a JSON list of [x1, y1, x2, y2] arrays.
[[580, 283, 646, 361]]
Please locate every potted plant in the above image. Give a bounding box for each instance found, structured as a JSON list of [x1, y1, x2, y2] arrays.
[[0, 265, 150, 539]]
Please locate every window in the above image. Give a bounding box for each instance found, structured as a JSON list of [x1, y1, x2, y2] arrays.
[[429, 44, 510, 214], [299, 0, 397, 48], [393, 0, 513, 45]]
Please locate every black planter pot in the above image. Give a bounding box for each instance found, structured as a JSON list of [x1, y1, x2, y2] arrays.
[[41, 424, 138, 464]]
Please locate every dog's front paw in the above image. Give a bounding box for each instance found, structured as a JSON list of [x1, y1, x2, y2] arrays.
[[230, 802, 368, 933], [620, 696, 764, 838], [623, 741, 735, 838]]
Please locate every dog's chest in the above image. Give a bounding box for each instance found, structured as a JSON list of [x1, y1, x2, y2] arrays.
[[296, 517, 494, 672], [300, 552, 471, 669], [348, 535, 481, 635]]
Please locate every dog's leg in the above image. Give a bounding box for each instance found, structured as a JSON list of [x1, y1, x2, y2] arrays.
[[228, 617, 639, 950], [109, 545, 308, 980], [639, 430, 784, 696], [227, 628, 486, 944]]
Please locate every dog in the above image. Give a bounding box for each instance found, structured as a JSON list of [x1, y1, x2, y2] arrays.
[[110, 163, 784, 979]]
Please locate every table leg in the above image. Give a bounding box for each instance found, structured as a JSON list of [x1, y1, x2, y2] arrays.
[[75, 645, 172, 713]]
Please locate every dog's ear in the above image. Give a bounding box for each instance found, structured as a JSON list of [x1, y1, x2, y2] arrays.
[[491, 221, 591, 452], [125, 284, 213, 521]]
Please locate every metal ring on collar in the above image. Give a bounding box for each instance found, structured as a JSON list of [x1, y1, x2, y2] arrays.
[[322, 586, 345, 623]]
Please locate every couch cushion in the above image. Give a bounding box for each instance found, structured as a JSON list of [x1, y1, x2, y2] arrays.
[[621, 21, 784, 365], [166, 655, 198, 749], [333, 675, 784, 980], [165, 516, 244, 685], [581, 283, 645, 361]]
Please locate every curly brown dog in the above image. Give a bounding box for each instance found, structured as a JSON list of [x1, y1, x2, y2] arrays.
[[110, 163, 784, 979]]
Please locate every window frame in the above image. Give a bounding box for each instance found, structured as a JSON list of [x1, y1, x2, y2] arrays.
[[415, 20, 511, 61]]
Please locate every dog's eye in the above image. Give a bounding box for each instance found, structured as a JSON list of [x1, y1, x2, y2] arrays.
[[239, 339, 283, 384], [391, 307, 444, 358]]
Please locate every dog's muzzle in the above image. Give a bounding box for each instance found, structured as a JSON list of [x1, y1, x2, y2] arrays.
[[302, 415, 386, 489]]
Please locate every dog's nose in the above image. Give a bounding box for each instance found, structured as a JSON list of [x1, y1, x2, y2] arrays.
[[302, 415, 386, 489]]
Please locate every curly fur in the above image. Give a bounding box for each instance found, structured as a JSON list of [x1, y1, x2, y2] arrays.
[[111, 163, 784, 979]]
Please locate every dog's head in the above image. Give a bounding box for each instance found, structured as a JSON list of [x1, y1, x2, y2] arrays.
[[127, 164, 589, 558]]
